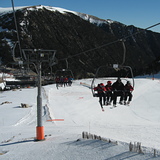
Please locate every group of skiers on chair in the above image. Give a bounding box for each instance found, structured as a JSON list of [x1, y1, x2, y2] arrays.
[[55, 76, 73, 89], [94, 77, 134, 108]]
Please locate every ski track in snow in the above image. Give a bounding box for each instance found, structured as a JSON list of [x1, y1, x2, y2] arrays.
[[13, 105, 35, 126], [13, 87, 51, 126]]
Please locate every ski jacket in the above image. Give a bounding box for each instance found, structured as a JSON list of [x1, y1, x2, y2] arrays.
[[112, 81, 124, 91], [105, 85, 112, 91], [124, 84, 134, 92], [68, 77, 73, 82], [60, 77, 64, 82], [64, 77, 68, 82], [94, 84, 106, 93], [55, 77, 60, 83]]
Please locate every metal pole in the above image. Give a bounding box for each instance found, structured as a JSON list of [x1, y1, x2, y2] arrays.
[[37, 62, 42, 126], [36, 61, 44, 140]]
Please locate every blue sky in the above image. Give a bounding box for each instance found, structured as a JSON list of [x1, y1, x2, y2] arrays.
[[1, 0, 160, 32]]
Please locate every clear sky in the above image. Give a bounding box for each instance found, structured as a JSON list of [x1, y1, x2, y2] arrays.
[[1, 0, 160, 33]]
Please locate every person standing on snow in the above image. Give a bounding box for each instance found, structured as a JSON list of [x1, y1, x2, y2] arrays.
[[112, 77, 124, 107], [94, 83, 106, 111], [124, 81, 134, 105]]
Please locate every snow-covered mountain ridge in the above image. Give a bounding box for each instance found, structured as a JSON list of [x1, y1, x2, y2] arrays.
[[0, 5, 116, 26]]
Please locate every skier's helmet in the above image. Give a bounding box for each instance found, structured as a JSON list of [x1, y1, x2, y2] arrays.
[[107, 81, 112, 84], [100, 83, 104, 86]]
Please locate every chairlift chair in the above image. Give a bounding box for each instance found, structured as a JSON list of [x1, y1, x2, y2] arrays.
[[54, 69, 74, 80], [54, 58, 74, 80], [91, 39, 135, 97], [91, 64, 134, 97]]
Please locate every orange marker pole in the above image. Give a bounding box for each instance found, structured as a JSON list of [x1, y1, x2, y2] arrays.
[[36, 126, 44, 140], [36, 62, 45, 141]]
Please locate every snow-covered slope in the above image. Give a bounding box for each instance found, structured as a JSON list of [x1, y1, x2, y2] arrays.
[[1, 77, 160, 159]]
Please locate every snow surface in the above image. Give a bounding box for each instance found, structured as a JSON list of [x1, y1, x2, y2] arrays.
[[1, 76, 160, 159]]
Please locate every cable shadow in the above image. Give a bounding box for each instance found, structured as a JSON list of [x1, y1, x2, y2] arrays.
[[63, 139, 117, 150], [0, 139, 34, 146], [105, 151, 139, 160]]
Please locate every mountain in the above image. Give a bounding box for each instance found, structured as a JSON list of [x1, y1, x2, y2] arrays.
[[0, 5, 160, 78]]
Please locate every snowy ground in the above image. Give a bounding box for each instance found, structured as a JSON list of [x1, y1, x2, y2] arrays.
[[1, 77, 160, 159]]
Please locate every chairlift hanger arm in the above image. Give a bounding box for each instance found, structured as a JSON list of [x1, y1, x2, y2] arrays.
[[65, 58, 69, 69], [123, 65, 135, 88], [119, 39, 126, 66]]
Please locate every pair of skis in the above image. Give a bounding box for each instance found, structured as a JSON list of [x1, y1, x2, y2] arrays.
[[103, 105, 117, 110], [101, 103, 116, 111], [101, 103, 130, 111]]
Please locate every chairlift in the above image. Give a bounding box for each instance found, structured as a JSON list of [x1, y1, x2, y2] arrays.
[[91, 39, 135, 97], [54, 69, 74, 79], [91, 64, 134, 97], [54, 58, 74, 79]]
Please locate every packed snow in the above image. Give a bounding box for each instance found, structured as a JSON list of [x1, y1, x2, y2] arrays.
[[0, 75, 160, 159]]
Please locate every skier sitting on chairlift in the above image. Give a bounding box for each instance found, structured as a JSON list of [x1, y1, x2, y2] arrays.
[[124, 81, 134, 105], [59, 76, 64, 87], [63, 76, 68, 87], [68, 76, 73, 86], [94, 83, 106, 110], [112, 77, 125, 107], [105, 81, 113, 105]]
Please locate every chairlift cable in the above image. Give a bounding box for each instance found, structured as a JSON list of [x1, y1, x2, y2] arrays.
[[59, 23, 160, 61], [60, 39, 120, 61], [123, 22, 160, 40]]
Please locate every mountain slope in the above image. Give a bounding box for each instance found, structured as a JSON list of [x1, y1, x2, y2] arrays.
[[0, 5, 160, 78]]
